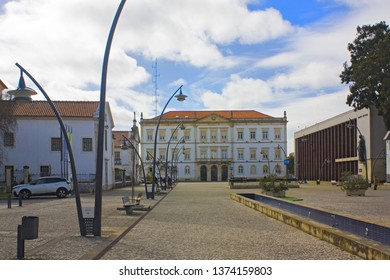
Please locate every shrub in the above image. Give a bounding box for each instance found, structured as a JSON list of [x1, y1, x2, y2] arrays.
[[259, 174, 288, 192], [340, 172, 369, 191]]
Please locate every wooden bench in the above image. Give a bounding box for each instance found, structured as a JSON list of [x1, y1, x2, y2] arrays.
[[331, 180, 337, 186]]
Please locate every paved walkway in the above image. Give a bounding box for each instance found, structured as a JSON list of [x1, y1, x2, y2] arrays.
[[1, 181, 389, 260], [0, 185, 165, 260], [102, 182, 379, 260]]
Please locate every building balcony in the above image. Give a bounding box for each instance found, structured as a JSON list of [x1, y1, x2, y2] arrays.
[[195, 157, 233, 165]]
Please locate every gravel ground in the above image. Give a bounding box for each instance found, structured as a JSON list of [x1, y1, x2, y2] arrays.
[[101, 183, 361, 260]]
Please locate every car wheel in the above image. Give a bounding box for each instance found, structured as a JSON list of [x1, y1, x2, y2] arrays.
[[19, 190, 31, 199], [56, 188, 68, 198]]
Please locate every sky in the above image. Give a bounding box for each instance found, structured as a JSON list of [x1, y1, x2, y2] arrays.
[[1, 0, 389, 154]]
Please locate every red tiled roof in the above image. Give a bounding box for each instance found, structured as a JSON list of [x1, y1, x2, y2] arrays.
[[112, 131, 131, 148], [4, 101, 99, 118], [0, 80, 7, 90], [154, 110, 273, 120]]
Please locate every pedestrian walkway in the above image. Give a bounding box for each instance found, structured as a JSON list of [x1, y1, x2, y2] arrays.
[[101, 182, 365, 260], [1, 181, 389, 260], [0, 185, 165, 260]]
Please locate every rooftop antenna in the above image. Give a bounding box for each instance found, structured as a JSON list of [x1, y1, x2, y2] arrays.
[[152, 59, 159, 116]]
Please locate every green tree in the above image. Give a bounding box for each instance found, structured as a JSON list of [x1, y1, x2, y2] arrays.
[[287, 152, 294, 177], [340, 21, 390, 130]]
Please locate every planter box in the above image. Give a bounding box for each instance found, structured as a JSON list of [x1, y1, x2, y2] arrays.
[[263, 190, 286, 198], [345, 189, 366, 196]]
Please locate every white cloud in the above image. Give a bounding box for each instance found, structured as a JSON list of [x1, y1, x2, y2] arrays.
[[0, 0, 295, 130], [2, 0, 390, 134], [267, 89, 351, 155], [201, 74, 274, 109]]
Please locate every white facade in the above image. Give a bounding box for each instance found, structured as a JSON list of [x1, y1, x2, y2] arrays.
[[140, 110, 288, 182], [112, 119, 141, 184], [1, 101, 115, 190]]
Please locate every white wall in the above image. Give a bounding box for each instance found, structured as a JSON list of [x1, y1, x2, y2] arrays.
[[141, 119, 287, 180]]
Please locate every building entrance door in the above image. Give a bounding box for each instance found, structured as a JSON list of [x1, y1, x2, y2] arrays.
[[221, 165, 228, 181], [200, 165, 207, 181], [211, 165, 218, 181]]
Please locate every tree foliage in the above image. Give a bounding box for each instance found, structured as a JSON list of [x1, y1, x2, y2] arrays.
[[340, 21, 390, 130]]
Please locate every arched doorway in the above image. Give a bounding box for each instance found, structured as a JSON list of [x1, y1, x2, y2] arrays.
[[211, 165, 218, 181], [200, 165, 207, 181], [221, 165, 228, 181]]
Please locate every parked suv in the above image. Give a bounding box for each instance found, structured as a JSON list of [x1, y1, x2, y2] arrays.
[[12, 176, 72, 199]]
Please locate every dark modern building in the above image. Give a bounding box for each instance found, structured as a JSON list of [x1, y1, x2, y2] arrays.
[[294, 107, 387, 182]]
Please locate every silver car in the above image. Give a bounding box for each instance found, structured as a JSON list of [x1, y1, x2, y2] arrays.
[[12, 176, 72, 199]]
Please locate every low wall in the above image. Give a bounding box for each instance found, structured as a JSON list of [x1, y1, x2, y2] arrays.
[[231, 193, 390, 260]]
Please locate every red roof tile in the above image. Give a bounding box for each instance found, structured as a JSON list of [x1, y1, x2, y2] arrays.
[[154, 110, 273, 120], [112, 131, 131, 148], [0, 80, 7, 91], [4, 101, 99, 118]]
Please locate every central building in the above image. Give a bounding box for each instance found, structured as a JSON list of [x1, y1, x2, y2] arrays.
[[140, 110, 287, 182]]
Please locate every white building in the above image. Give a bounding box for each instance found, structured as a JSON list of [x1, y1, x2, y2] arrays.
[[112, 115, 141, 185], [140, 110, 288, 182], [0, 100, 115, 190]]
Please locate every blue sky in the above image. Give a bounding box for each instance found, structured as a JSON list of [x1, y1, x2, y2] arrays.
[[1, 0, 389, 153]]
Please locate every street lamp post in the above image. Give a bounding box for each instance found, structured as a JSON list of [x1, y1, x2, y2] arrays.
[[164, 122, 185, 187], [94, 0, 127, 236], [8, 63, 86, 236], [120, 135, 148, 197], [277, 144, 288, 179], [318, 158, 331, 184], [171, 145, 185, 181], [151, 86, 187, 199], [170, 137, 185, 180]]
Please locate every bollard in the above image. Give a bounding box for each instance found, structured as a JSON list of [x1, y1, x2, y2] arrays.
[[17, 225, 25, 259], [16, 216, 39, 260], [18, 194, 22, 207], [7, 194, 11, 209]]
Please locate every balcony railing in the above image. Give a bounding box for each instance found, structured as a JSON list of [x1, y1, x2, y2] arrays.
[[195, 157, 233, 164]]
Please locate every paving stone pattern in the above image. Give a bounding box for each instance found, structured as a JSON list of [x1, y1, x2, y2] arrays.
[[2, 182, 389, 260]]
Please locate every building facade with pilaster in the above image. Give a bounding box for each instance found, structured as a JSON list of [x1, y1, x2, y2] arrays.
[[140, 110, 288, 182]]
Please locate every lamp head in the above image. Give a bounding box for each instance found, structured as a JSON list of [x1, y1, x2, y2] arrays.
[[179, 122, 185, 130], [346, 119, 354, 129], [175, 88, 187, 102], [8, 71, 37, 102], [120, 138, 129, 150]]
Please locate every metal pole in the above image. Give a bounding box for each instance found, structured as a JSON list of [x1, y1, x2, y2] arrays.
[[170, 138, 185, 179], [171, 146, 185, 181], [165, 122, 184, 187], [122, 136, 148, 197], [15, 63, 86, 236], [151, 85, 183, 199], [94, 0, 127, 236], [131, 143, 135, 199], [17, 225, 24, 260], [278, 144, 288, 179]]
